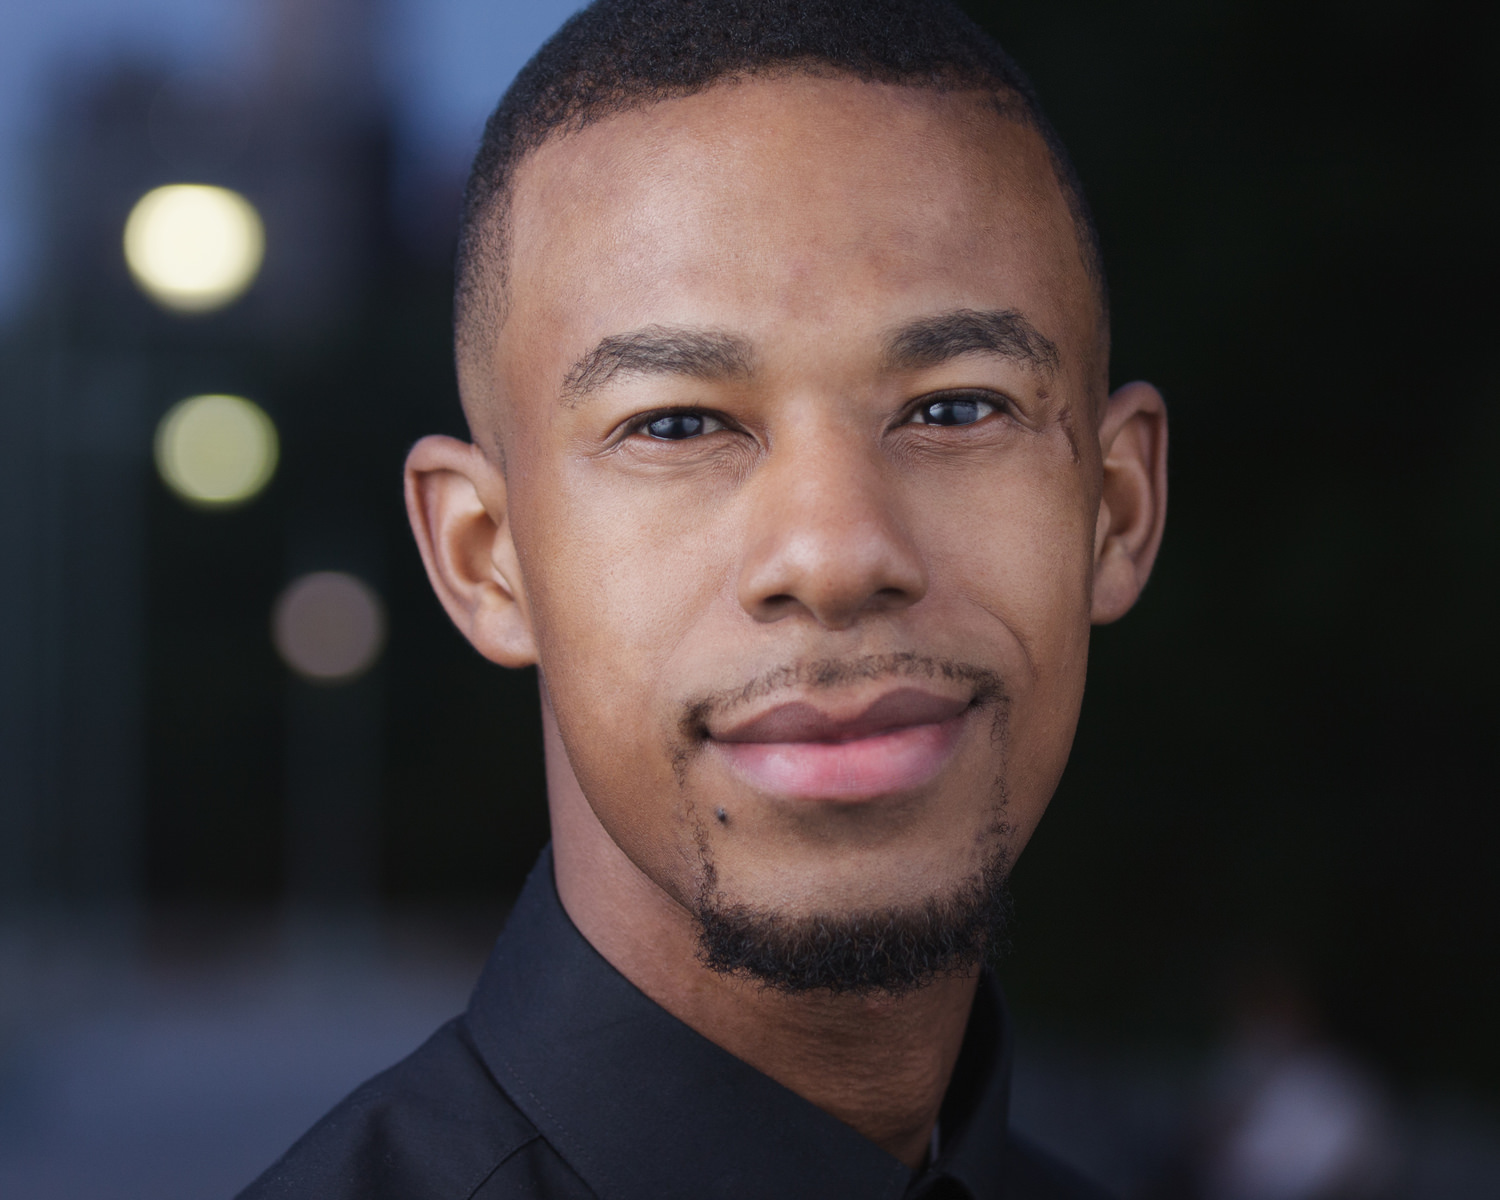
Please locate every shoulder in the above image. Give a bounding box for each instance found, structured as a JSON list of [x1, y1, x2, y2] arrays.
[[237, 1016, 590, 1200], [1003, 1133, 1117, 1200]]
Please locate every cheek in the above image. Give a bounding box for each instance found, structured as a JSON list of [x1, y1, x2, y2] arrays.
[[518, 466, 732, 673], [926, 456, 1095, 828], [509, 467, 734, 865], [927, 448, 1095, 641]]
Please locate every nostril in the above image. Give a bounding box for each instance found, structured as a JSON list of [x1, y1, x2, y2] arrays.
[[854, 585, 923, 621], [737, 496, 929, 626], [758, 594, 798, 618]]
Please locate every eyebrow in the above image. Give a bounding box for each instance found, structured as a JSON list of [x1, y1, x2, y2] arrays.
[[882, 308, 1061, 378], [559, 308, 1059, 406], [561, 325, 754, 405]]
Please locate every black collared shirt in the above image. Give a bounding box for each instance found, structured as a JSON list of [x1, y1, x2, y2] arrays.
[[240, 849, 1111, 1199]]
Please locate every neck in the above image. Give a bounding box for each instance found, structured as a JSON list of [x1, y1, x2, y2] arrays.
[[545, 706, 978, 1169]]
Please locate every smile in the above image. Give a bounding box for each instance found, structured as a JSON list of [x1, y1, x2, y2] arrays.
[[708, 686, 972, 801]]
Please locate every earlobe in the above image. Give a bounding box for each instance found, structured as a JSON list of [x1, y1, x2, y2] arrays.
[[404, 435, 539, 667], [1090, 381, 1168, 625]]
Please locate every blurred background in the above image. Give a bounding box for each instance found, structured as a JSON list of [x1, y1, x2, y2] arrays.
[[0, 0, 1494, 1196]]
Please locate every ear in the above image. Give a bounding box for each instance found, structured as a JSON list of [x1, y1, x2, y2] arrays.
[[404, 435, 538, 667], [1091, 381, 1168, 624]]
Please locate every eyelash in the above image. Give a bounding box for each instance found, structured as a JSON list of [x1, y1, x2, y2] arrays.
[[900, 390, 1005, 428], [625, 408, 731, 441], [623, 389, 1008, 442]]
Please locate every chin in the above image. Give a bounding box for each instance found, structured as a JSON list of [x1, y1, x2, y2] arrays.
[[691, 830, 1015, 996], [687, 809, 1015, 996]]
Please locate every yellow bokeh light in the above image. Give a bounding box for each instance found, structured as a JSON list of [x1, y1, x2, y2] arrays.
[[123, 184, 265, 312], [154, 394, 278, 507]]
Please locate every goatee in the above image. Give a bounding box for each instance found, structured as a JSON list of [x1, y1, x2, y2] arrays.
[[692, 846, 1014, 996]]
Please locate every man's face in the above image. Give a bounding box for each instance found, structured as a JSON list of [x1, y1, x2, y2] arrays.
[[481, 76, 1107, 948]]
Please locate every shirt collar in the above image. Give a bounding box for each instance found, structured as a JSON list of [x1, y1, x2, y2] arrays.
[[918, 959, 1013, 1197], [466, 847, 1012, 1200]]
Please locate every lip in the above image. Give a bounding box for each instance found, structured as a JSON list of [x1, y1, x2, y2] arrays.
[[709, 686, 972, 801]]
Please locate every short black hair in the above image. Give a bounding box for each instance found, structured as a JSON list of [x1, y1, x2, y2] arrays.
[[455, 0, 1105, 375]]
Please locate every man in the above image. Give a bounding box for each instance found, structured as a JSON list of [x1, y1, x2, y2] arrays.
[[242, 0, 1166, 1195]]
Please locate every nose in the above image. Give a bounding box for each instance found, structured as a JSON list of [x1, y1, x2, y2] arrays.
[[736, 437, 928, 629]]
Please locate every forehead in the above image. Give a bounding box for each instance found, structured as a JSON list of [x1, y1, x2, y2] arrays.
[[490, 74, 1096, 414]]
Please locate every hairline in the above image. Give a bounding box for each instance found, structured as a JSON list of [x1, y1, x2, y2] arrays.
[[454, 68, 1109, 441]]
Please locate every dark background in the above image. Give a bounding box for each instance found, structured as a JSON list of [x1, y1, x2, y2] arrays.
[[1, 0, 1495, 1177], [984, 0, 1500, 1093]]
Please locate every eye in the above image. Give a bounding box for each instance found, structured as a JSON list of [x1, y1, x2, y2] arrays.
[[909, 393, 998, 427], [641, 411, 724, 440]]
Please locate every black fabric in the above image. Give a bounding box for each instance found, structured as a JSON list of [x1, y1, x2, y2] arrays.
[[240, 848, 1112, 1199]]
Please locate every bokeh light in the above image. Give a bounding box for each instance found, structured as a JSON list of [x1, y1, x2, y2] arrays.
[[273, 572, 387, 683], [123, 184, 265, 312], [154, 393, 278, 507]]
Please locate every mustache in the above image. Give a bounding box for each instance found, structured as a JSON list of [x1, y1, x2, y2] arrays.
[[678, 651, 1009, 742]]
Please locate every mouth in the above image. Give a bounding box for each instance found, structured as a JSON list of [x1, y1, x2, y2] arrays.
[[708, 686, 974, 801]]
